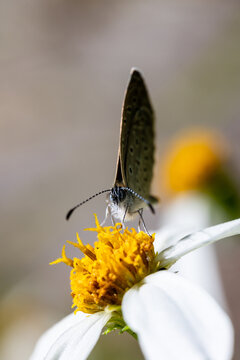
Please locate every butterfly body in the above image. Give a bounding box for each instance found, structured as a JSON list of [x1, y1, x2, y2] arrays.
[[107, 69, 157, 222], [66, 68, 157, 224]]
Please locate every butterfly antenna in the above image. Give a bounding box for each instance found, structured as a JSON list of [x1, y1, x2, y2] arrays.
[[121, 187, 155, 214], [66, 189, 112, 220]]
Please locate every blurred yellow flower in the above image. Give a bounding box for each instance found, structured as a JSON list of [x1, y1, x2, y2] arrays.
[[161, 130, 225, 194]]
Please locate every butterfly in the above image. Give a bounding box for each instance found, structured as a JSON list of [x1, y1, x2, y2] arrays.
[[66, 68, 157, 228]]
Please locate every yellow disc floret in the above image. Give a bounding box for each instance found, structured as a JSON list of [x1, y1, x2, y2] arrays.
[[51, 215, 155, 314], [161, 130, 225, 194]]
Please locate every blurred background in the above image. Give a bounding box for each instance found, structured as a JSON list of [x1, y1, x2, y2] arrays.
[[1, 0, 240, 359]]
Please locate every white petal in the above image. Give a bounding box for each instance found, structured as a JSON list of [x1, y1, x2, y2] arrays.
[[158, 218, 240, 267], [172, 245, 227, 309], [122, 271, 233, 360], [153, 226, 189, 254], [29, 312, 85, 360], [30, 311, 111, 360]]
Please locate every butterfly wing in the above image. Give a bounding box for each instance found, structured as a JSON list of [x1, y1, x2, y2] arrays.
[[115, 69, 155, 202]]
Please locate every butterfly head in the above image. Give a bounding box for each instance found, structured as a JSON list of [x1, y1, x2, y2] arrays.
[[110, 186, 127, 205], [107, 186, 155, 222], [107, 186, 131, 221]]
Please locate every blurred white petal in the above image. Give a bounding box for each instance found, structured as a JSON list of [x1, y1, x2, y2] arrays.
[[154, 194, 216, 254], [122, 271, 233, 360], [158, 218, 240, 268], [30, 311, 111, 360], [156, 193, 228, 308], [160, 192, 221, 231]]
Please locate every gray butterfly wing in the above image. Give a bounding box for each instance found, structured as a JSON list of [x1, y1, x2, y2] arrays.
[[115, 69, 155, 202]]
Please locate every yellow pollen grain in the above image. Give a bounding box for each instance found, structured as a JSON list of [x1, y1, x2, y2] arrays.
[[161, 130, 225, 194], [51, 215, 155, 314]]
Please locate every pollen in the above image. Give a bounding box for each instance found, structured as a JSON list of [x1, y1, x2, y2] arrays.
[[161, 130, 225, 194], [51, 215, 155, 314]]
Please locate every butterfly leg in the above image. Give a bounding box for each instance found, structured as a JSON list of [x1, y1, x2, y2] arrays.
[[101, 205, 111, 226], [110, 213, 116, 226], [122, 205, 129, 229], [107, 207, 116, 227], [138, 209, 151, 236], [137, 211, 142, 232]]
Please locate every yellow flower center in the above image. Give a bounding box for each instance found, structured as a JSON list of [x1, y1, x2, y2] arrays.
[[161, 130, 225, 194], [51, 215, 156, 314]]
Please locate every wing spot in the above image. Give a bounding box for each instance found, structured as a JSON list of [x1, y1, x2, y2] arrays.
[[130, 147, 133, 153], [129, 167, 133, 174]]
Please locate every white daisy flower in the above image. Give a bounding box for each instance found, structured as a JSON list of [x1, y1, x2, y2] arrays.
[[30, 215, 240, 360]]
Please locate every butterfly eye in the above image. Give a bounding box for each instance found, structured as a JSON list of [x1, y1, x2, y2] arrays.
[[118, 188, 126, 202], [110, 187, 126, 204]]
